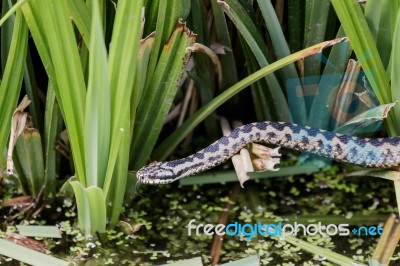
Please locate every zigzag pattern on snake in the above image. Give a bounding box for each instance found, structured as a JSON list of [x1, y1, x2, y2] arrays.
[[136, 121, 400, 184]]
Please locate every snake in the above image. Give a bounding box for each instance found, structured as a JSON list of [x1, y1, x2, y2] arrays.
[[136, 121, 400, 185]]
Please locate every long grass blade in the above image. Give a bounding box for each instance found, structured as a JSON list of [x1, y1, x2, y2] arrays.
[[390, 10, 400, 127], [220, 0, 290, 122], [66, 0, 91, 47], [69, 180, 107, 233], [257, 0, 306, 124], [103, 0, 143, 202], [210, 0, 238, 88], [85, 0, 110, 187], [14, 129, 45, 197], [0, 239, 68, 266], [0, 0, 27, 27], [34, 0, 86, 185], [0, 9, 28, 162], [282, 235, 367, 266], [43, 84, 58, 198], [331, 0, 397, 135], [303, 0, 331, 77]]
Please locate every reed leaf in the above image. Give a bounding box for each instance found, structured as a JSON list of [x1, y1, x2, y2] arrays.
[[0, 9, 28, 163]]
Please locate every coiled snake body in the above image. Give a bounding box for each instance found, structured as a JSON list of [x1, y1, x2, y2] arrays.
[[137, 121, 400, 184]]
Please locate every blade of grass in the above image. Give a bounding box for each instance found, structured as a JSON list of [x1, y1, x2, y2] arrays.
[[85, 0, 110, 187], [143, 0, 159, 35], [308, 27, 352, 130], [14, 129, 45, 197], [210, 0, 238, 89], [29, 0, 87, 183], [390, 9, 400, 130], [16, 225, 61, 238], [0, 9, 28, 163], [130, 35, 154, 138], [143, 0, 189, 93], [0, 239, 69, 266], [161, 257, 202, 266], [190, 1, 220, 140], [107, 111, 130, 227], [346, 169, 400, 182], [303, 0, 331, 77], [335, 102, 397, 134], [365, 1, 398, 68], [257, 0, 306, 124], [69, 180, 107, 234], [103, 0, 143, 196], [395, 182, 400, 217], [331, 0, 397, 134], [281, 235, 367, 266], [240, 35, 272, 121], [219, 255, 259, 266], [180, 166, 320, 186], [1, 0, 14, 72], [287, 0, 304, 52], [0, 0, 27, 27], [66, 0, 91, 47], [24, 49, 43, 131], [43, 85, 58, 198]]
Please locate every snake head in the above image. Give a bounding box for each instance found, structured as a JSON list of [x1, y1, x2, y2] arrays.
[[136, 161, 176, 185]]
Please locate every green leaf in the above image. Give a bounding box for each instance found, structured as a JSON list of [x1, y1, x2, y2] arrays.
[[14, 129, 45, 197], [303, 0, 331, 77], [179, 166, 320, 186], [16, 225, 61, 238], [210, 0, 238, 88], [220, 0, 290, 122], [69, 180, 106, 234], [331, 0, 390, 101], [103, 0, 143, 196], [281, 234, 367, 266], [219, 255, 260, 266], [0, 239, 68, 266], [85, 0, 110, 187], [335, 102, 398, 134], [390, 9, 400, 128], [287, 0, 304, 52], [43, 84, 58, 198], [0, 9, 28, 163], [23, 0, 87, 183], [331, 0, 397, 135], [132, 23, 195, 169], [308, 27, 352, 130], [257, 0, 305, 123], [161, 257, 202, 266], [0, 0, 27, 28], [66, 0, 91, 47], [130, 34, 154, 124], [347, 169, 400, 182], [107, 111, 130, 227]]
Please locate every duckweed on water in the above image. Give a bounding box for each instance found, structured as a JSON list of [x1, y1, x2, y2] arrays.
[[1, 166, 400, 265]]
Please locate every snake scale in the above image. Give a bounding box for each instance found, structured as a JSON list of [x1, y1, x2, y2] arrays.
[[136, 121, 400, 184]]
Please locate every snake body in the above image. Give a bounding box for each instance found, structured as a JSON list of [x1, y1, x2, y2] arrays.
[[136, 121, 400, 184]]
